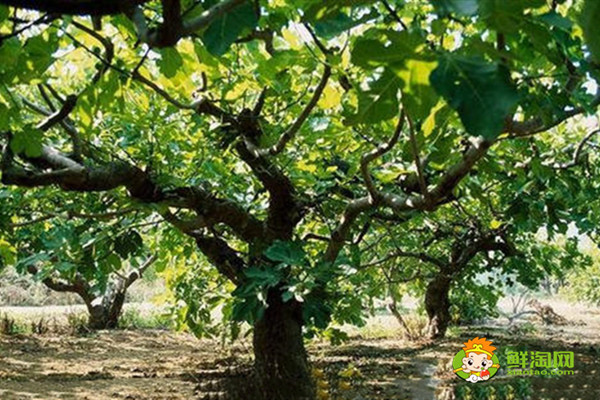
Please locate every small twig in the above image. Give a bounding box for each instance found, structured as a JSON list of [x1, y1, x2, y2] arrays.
[[360, 110, 405, 200], [36, 95, 78, 132], [380, 0, 408, 30], [255, 64, 331, 156], [406, 113, 428, 199]]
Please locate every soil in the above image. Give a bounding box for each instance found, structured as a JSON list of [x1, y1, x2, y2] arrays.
[[0, 298, 599, 400]]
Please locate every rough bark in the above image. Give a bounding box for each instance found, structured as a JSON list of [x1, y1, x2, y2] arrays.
[[85, 286, 127, 330], [425, 274, 452, 339], [253, 289, 315, 400]]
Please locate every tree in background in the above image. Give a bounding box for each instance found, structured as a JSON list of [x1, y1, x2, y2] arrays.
[[1, 1, 599, 399], [26, 255, 156, 329], [1, 190, 158, 329]]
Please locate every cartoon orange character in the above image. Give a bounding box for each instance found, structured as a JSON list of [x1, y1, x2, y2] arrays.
[[455, 337, 500, 383]]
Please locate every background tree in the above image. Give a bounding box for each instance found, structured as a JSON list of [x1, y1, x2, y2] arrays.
[[0, 189, 159, 329], [1, 1, 599, 399]]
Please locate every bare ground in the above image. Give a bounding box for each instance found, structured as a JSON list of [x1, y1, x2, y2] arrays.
[[0, 298, 599, 400]]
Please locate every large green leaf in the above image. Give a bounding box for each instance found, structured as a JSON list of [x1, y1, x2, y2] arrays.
[[314, 10, 378, 39], [114, 230, 143, 258], [244, 266, 284, 288], [430, 55, 519, 139], [0, 37, 21, 75], [346, 69, 400, 125], [264, 240, 306, 266], [0, 5, 8, 23], [581, 0, 600, 62], [23, 35, 56, 72], [398, 59, 439, 120], [201, 1, 258, 56], [478, 0, 546, 32], [351, 30, 425, 70], [10, 125, 43, 157], [431, 0, 479, 16], [303, 0, 376, 23], [352, 30, 436, 120], [158, 48, 183, 78], [0, 238, 16, 267]]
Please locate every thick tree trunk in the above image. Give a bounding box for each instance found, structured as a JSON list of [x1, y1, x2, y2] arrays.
[[253, 289, 315, 400], [86, 289, 126, 330], [425, 274, 452, 339]]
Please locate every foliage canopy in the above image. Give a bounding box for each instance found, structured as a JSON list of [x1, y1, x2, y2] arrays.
[[1, 0, 600, 397]]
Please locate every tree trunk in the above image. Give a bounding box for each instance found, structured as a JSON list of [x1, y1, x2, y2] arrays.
[[425, 274, 452, 339], [86, 289, 126, 330], [252, 289, 315, 400]]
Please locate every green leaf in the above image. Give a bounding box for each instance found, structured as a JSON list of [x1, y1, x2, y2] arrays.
[[351, 31, 425, 70], [430, 55, 519, 139], [490, 219, 503, 229], [397, 59, 439, 120], [10, 125, 43, 157], [0, 37, 21, 75], [0, 102, 10, 131], [478, 0, 546, 33], [314, 10, 378, 39], [422, 100, 446, 137], [232, 294, 265, 324], [106, 252, 122, 271], [0, 238, 16, 266], [431, 0, 479, 16], [264, 240, 306, 265], [114, 230, 143, 258], [303, 292, 332, 329], [303, 0, 376, 23], [352, 31, 437, 120], [0, 5, 8, 23], [346, 69, 400, 125], [24, 35, 56, 72], [158, 48, 183, 78], [56, 261, 76, 273], [244, 266, 283, 288], [201, 1, 258, 56], [581, 0, 600, 62]]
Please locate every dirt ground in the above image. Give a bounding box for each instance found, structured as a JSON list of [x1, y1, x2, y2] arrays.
[[0, 298, 599, 400]]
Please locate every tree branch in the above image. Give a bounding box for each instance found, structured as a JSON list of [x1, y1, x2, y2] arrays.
[[9, 207, 137, 228], [255, 64, 331, 156], [71, 20, 114, 83], [323, 196, 374, 263], [22, 98, 86, 158], [2, 143, 265, 242], [551, 128, 600, 169], [27, 265, 92, 303], [181, 0, 246, 37], [380, 0, 409, 30], [360, 110, 405, 200], [36, 95, 78, 131], [505, 93, 600, 138], [362, 249, 444, 269], [406, 113, 428, 199], [125, 254, 157, 288], [195, 235, 246, 284]]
